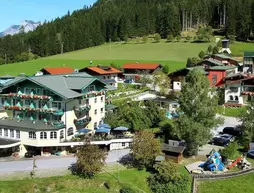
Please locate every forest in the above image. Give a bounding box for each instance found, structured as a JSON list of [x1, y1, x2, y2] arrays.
[[0, 0, 253, 64]]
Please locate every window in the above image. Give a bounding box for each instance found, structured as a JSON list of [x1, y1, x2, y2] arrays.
[[94, 98, 97, 103], [87, 85, 95, 92], [103, 76, 106, 80], [10, 129, 14, 138], [229, 95, 234, 101], [4, 129, 8, 137], [94, 109, 97, 115], [108, 76, 110, 79], [25, 88, 30, 94], [50, 131, 57, 139], [212, 75, 217, 85], [60, 130, 64, 138], [79, 99, 82, 105], [235, 96, 239, 101], [122, 142, 126, 147], [94, 122, 97, 129], [99, 120, 102, 125], [0, 129, 2, 136], [16, 130, 20, 138], [25, 100, 30, 106], [101, 108, 104, 113], [52, 102, 61, 109], [31, 88, 35, 94], [29, 131, 36, 139], [67, 127, 74, 136], [40, 132, 47, 139], [17, 87, 22, 93], [101, 97, 103, 102], [86, 99, 89, 105], [36, 88, 41, 95], [42, 89, 47, 95]]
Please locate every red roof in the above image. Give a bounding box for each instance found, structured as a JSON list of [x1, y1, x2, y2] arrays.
[[43, 67, 75, 75], [87, 66, 122, 75], [122, 63, 161, 70]]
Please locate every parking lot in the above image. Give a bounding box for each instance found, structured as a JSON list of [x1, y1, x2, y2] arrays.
[[198, 115, 241, 155]]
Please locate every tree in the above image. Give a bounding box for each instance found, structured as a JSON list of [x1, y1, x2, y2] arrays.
[[175, 69, 222, 155], [162, 65, 169, 74], [167, 34, 174, 42], [219, 142, 239, 160], [186, 57, 200, 67], [151, 71, 170, 96], [0, 58, 4, 65], [176, 35, 181, 42], [142, 36, 148, 43], [185, 35, 191, 42], [207, 45, 213, 54], [239, 101, 254, 148], [228, 35, 236, 44], [147, 160, 191, 193], [131, 130, 161, 169], [213, 46, 219, 54], [74, 143, 107, 178], [123, 35, 129, 43], [56, 33, 64, 54], [217, 40, 222, 47], [154, 33, 161, 43], [198, 51, 205, 59], [138, 70, 152, 87]]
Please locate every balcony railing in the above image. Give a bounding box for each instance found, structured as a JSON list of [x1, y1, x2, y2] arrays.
[[74, 117, 91, 125], [83, 91, 105, 98], [242, 91, 254, 96], [5, 93, 52, 100], [74, 104, 91, 112]]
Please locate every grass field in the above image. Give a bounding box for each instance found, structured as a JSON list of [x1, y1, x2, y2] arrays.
[[0, 169, 151, 193], [198, 172, 254, 193], [0, 40, 252, 76]]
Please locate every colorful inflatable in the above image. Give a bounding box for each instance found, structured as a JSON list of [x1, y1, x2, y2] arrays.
[[199, 152, 225, 171]]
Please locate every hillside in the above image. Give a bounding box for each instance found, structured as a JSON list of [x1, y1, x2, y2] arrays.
[[0, 40, 252, 76]]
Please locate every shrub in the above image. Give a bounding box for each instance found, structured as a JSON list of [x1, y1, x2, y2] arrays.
[[120, 185, 136, 193], [154, 34, 161, 43], [198, 51, 205, 59], [219, 142, 240, 160], [176, 35, 181, 42], [167, 34, 174, 42]]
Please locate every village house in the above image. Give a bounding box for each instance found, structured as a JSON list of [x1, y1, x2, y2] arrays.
[[0, 72, 109, 156], [121, 63, 162, 81], [35, 67, 75, 76], [242, 51, 254, 74], [79, 65, 122, 88]]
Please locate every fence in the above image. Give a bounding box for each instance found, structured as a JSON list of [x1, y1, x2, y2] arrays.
[[192, 167, 254, 193]]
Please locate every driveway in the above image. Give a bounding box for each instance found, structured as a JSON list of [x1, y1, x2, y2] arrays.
[[0, 149, 130, 173]]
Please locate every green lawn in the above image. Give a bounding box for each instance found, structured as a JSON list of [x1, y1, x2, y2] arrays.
[[217, 106, 245, 117], [230, 42, 254, 57], [0, 169, 151, 193], [198, 172, 254, 193]]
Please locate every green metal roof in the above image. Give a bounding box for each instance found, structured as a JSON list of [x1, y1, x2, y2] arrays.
[[244, 52, 254, 57], [203, 58, 224, 66], [209, 66, 237, 71], [105, 104, 118, 111], [1, 72, 107, 99]]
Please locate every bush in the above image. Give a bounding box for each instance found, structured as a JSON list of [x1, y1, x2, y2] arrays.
[[154, 34, 161, 43], [162, 65, 169, 74], [219, 142, 240, 160], [176, 35, 181, 42], [120, 185, 136, 193], [167, 35, 174, 42], [142, 36, 148, 43], [198, 51, 205, 59], [185, 35, 191, 42]]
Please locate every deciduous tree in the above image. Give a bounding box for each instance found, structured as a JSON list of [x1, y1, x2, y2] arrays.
[[175, 69, 222, 155], [131, 130, 161, 169]]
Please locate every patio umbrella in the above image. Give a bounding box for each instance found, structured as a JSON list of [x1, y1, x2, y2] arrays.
[[98, 123, 110, 129], [79, 128, 92, 134], [95, 128, 110, 133], [114, 126, 129, 131]]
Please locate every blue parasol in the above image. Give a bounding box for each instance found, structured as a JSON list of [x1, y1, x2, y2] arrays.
[[114, 126, 129, 131]]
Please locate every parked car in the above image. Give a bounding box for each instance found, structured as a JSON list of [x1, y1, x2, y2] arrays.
[[24, 150, 37, 158], [210, 137, 230, 146], [223, 127, 242, 137], [219, 134, 235, 142], [247, 150, 254, 158]]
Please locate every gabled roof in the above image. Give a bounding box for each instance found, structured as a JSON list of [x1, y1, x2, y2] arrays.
[[203, 58, 224, 66], [244, 51, 254, 57], [42, 67, 75, 75], [122, 63, 161, 70], [80, 66, 122, 75], [1, 73, 107, 99]]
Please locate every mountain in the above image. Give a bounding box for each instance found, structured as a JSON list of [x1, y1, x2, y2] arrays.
[[0, 20, 41, 37]]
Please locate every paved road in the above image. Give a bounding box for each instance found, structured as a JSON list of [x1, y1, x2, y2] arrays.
[[0, 149, 130, 173]]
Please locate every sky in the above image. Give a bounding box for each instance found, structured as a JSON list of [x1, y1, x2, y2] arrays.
[[0, 0, 97, 32]]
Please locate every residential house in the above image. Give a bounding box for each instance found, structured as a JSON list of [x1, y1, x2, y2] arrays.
[[121, 63, 162, 81], [161, 140, 186, 163], [243, 51, 254, 74], [79, 65, 122, 88], [35, 67, 75, 76], [224, 75, 254, 107], [0, 72, 108, 156]]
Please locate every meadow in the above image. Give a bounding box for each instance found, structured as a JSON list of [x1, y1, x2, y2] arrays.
[[198, 172, 254, 193], [0, 41, 214, 76], [0, 169, 151, 193]]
